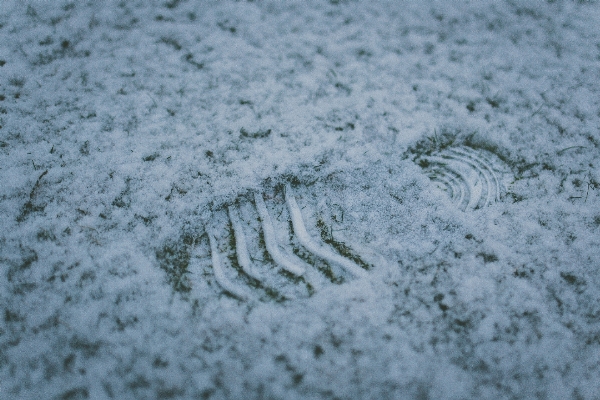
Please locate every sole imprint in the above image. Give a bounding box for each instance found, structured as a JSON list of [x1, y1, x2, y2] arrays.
[[416, 145, 512, 211], [198, 183, 373, 301], [158, 142, 515, 300]]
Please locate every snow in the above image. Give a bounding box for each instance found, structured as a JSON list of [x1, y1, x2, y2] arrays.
[[1, 0, 600, 398]]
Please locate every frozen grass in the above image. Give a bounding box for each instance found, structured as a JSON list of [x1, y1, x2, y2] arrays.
[[1, 1, 600, 399]]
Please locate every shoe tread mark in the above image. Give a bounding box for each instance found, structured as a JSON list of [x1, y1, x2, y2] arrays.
[[209, 197, 321, 301], [212, 214, 296, 302], [253, 192, 307, 277], [440, 152, 489, 208], [281, 194, 357, 285], [204, 181, 372, 301], [425, 159, 472, 211], [417, 145, 510, 211], [285, 184, 369, 279], [315, 218, 374, 272], [206, 209, 293, 302], [447, 146, 501, 204], [227, 205, 262, 281], [455, 145, 509, 200], [426, 168, 459, 202], [208, 230, 253, 301]]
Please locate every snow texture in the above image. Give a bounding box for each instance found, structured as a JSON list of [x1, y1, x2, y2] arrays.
[[1, 0, 600, 399]]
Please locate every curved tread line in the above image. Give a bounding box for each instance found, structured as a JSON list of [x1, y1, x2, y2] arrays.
[[285, 184, 368, 279], [425, 159, 471, 211], [426, 165, 462, 204], [427, 170, 459, 204], [254, 192, 306, 277], [446, 148, 493, 206], [430, 167, 467, 209], [439, 151, 490, 209], [454, 146, 507, 199], [227, 205, 262, 281], [449, 146, 502, 203], [460, 146, 512, 174], [466, 147, 505, 201], [426, 169, 457, 199], [208, 230, 251, 301]]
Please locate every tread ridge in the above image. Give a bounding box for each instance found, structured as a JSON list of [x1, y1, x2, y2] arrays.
[[203, 185, 370, 301], [416, 145, 511, 211]]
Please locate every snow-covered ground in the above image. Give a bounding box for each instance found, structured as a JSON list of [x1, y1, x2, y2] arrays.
[[1, 1, 600, 398]]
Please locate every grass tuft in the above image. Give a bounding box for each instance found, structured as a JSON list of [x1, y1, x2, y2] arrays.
[[316, 218, 372, 271], [156, 238, 193, 293]]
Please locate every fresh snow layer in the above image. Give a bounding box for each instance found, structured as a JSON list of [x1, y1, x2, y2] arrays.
[[1, 1, 600, 399]]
